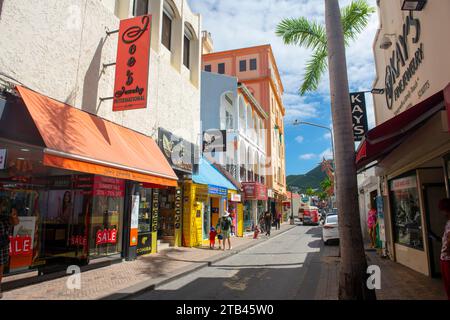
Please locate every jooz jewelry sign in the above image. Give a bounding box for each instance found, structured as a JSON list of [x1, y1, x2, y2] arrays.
[[113, 15, 152, 111]]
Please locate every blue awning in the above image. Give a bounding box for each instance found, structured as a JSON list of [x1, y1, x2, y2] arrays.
[[193, 157, 237, 192]]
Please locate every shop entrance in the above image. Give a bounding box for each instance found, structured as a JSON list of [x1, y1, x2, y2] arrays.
[[158, 187, 176, 245], [423, 183, 447, 277]]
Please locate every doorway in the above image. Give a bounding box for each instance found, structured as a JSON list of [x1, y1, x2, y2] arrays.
[[423, 183, 446, 277]]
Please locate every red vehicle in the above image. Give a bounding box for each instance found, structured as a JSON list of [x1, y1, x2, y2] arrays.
[[299, 206, 319, 225]]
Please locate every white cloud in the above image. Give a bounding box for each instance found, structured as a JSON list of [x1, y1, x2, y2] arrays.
[[319, 148, 333, 160], [299, 153, 316, 160], [295, 135, 304, 143], [323, 132, 331, 140]]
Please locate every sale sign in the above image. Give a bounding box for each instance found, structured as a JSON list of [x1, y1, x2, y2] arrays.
[[96, 229, 118, 245], [9, 217, 36, 270], [113, 15, 152, 111], [9, 235, 33, 256]]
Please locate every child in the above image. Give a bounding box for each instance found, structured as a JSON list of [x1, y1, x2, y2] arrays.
[[253, 224, 260, 239], [209, 226, 217, 249]]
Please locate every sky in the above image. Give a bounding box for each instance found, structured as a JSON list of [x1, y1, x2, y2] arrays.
[[188, 0, 379, 175]]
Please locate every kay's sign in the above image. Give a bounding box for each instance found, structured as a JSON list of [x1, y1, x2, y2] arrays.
[[350, 92, 368, 142]]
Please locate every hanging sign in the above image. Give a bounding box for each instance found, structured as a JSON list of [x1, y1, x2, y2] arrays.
[[350, 92, 369, 141], [130, 195, 140, 246], [203, 129, 227, 153], [113, 15, 152, 111], [0, 149, 7, 170]]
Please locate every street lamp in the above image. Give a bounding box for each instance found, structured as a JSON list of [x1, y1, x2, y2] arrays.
[[401, 0, 427, 11], [293, 120, 336, 205]]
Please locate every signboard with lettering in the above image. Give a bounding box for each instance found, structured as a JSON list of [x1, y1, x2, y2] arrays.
[[230, 194, 241, 202], [93, 176, 125, 197], [113, 15, 152, 111], [130, 195, 140, 246], [208, 185, 228, 197], [137, 232, 152, 256], [203, 129, 227, 153], [350, 92, 368, 142], [174, 188, 182, 230], [0, 149, 6, 170], [390, 175, 417, 191], [158, 128, 194, 173], [242, 182, 267, 201], [151, 189, 159, 233]]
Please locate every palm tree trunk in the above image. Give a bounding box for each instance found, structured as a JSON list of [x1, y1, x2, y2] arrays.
[[324, 0, 376, 300]]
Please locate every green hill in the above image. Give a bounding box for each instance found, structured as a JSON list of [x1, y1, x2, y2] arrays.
[[287, 164, 328, 193]]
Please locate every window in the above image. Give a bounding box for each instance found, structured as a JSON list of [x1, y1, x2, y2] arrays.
[[183, 35, 190, 68], [250, 58, 257, 70], [134, 0, 149, 16], [239, 60, 247, 72], [162, 11, 172, 50], [389, 174, 423, 250], [205, 65, 211, 72], [218, 63, 225, 74], [226, 111, 233, 129]]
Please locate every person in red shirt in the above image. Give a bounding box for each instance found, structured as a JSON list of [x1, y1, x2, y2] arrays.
[[367, 204, 378, 249], [209, 226, 217, 249]]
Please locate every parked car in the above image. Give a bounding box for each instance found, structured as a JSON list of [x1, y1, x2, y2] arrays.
[[301, 206, 319, 225], [322, 214, 339, 245]]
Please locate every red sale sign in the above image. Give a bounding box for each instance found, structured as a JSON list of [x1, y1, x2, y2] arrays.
[[96, 229, 118, 245], [113, 15, 152, 111], [9, 235, 33, 256]]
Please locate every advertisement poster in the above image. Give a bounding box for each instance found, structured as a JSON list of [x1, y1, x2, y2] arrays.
[[9, 216, 37, 270], [130, 195, 139, 246], [0, 148, 6, 170]]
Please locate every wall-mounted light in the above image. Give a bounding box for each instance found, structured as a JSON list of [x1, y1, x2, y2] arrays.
[[401, 0, 427, 11], [379, 33, 396, 50]]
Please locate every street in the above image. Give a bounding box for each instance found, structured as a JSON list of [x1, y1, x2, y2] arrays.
[[133, 223, 340, 300]]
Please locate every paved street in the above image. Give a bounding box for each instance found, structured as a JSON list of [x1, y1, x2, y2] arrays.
[[134, 224, 341, 300]]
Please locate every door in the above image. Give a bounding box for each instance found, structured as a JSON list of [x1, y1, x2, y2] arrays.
[[423, 183, 447, 277]]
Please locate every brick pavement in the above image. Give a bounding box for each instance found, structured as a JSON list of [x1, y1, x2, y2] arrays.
[[1, 223, 295, 300]]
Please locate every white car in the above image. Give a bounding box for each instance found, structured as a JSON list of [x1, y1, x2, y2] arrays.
[[322, 214, 339, 245]]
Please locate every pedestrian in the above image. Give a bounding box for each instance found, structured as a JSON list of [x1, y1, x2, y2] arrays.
[[276, 211, 282, 230], [0, 205, 20, 299], [258, 214, 265, 234], [367, 204, 378, 248], [438, 198, 450, 300], [220, 211, 233, 250], [215, 221, 223, 250], [209, 226, 217, 249], [253, 224, 260, 239], [264, 211, 272, 236]]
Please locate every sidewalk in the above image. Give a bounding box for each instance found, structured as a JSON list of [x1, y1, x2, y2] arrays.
[[1, 223, 296, 300], [312, 244, 447, 300]]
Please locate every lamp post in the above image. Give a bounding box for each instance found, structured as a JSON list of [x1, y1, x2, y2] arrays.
[[293, 120, 336, 204]]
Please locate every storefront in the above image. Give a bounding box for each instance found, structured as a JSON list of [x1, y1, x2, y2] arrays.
[[184, 157, 237, 247], [242, 182, 267, 233], [227, 191, 242, 237], [0, 86, 178, 274], [357, 0, 450, 278]]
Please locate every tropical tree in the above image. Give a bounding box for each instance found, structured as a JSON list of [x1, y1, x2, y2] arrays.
[[276, 0, 375, 95], [277, 0, 377, 300], [305, 187, 316, 197], [320, 177, 333, 196]]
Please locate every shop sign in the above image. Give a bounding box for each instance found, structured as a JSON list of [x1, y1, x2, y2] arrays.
[[137, 232, 152, 256], [195, 186, 208, 202], [267, 189, 274, 198], [230, 194, 241, 202], [113, 15, 152, 111], [93, 176, 125, 197], [242, 182, 267, 201], [0, 149, 6, 170], [130, 195, 140, 246], [95, 229, 117, 245], [385, 13, 424, 110], [70, 235, 88, 247], [158, 128, 194, 173], [208, 185, 228, 197], [350, 92, 368, 141], [8, 235, 33, 256], [390, 176, 417, 191], [151, 189, 159, 233], [174, 188, 182, 229], [203, 129, 227, 153]]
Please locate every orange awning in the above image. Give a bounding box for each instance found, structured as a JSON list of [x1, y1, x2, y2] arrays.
[[16, 86, 178, 187]]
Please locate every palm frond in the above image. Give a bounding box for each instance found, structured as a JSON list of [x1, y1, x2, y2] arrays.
[[299, 48, 328, 95], [341, 0, 376, 45], [276, 17, 327, 51]]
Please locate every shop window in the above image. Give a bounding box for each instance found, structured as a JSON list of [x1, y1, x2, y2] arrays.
[[389, 174, 424, 250], [218, 63, 225, 74]]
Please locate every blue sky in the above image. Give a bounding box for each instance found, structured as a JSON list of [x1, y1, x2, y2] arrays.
[[188, 0, 378, 175]]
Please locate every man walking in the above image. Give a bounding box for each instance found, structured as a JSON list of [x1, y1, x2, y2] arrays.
[[264, 211, 272, 237], [220, 211, 233, 250]]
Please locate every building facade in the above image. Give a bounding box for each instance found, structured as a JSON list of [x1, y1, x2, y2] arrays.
[[0, 0, 202, 275], [201, 44, 287, 220], [357, 0, 450, 277]]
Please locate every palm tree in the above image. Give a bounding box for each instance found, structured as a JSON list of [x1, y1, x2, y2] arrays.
[[276, 0, 375, 95], [325, 0, 376, 300], [305, 187, 316, 197], [277, 0, 376, 300]]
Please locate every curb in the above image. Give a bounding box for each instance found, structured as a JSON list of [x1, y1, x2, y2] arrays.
[[109, 224, 297, 300]]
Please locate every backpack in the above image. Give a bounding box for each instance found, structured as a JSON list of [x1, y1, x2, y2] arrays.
[[221, 217, 231, 231]]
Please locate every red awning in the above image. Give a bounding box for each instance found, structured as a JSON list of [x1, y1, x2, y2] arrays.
[[356, 85, 450, 169]]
